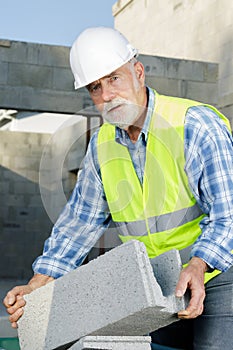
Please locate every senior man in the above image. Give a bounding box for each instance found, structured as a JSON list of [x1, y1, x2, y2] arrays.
[[4, 27, 233, 349]]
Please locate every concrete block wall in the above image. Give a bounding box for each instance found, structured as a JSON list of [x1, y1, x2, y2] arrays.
[[0, 39, 92, 114], [113, 0, 233, 124], [0, 131, 52, 279], [0, 38, 219, 114], [140, 54, 218, 106], [0, 117, 87, 279], [18, 241, 186, 350]]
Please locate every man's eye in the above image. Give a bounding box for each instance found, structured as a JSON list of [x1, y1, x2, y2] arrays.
[[110, 76, 119, 82], [92, 85, 99, 91], [89, 84, 101, 93]]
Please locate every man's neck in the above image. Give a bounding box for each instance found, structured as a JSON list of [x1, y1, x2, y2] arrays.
[[125, 114, 146, 143], [124, 87, 148, 143]]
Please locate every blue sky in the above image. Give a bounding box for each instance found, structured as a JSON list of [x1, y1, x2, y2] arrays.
[[0, 0, 116, 46]]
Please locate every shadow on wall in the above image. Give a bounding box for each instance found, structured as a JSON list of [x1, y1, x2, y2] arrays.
[[0, 164, 53, 280]]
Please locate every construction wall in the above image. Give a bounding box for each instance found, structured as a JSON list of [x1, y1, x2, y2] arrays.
[[0, 39, 92, 114], [140, 54, 218, 105], [0, 37, 220, 115], [0, 131, 51, 279], [0, 116, 87, 279], [113, 0, 233, 123]]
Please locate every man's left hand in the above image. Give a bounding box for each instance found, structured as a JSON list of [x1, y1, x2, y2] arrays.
[[175, 256, 207, 319]]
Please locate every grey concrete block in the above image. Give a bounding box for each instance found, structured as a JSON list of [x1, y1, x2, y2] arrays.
[[8, 63, 53, 89], [139, 54, 165, 77], [0, 316, 18, 338], [70, 336, 151, 350], [0, 41, 28, 64], [166, 59, 205, 82], [0, 61, 8, 84], [204, 63, 218, 83], [52, 67, 74, 91], [38, 45, 69, 67], [145, 76, 181, 97], [186, 81, 217, 105], [18, 240, 186, 350], [0, 181, 10, 194], [0, 80, 88, 114], [0, 41, 69, 66], [6, 194, 25, 207], [26, 45, 39, 65]]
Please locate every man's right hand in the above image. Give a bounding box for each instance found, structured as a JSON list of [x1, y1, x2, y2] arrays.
[[3, 274, 54, 328], [3, 285, 34, 328]]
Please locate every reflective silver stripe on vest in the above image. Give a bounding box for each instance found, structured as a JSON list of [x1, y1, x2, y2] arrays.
[[115, 202, 203, 237]]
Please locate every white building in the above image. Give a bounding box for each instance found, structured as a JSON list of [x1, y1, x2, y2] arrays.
[[113, 0, 233, 123]]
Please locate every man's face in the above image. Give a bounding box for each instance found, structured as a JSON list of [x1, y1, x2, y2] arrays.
[[87, 61, 146, 129]]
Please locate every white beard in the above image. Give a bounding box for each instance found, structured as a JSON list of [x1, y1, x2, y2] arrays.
[[101, 98, 142, 129]]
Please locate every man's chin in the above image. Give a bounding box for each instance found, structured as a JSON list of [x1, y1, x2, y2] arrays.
[[103, 119, 129, 129], [106, 121, 130, 130]]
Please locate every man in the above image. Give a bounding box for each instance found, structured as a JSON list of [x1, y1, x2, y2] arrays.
[[4, 27, 233, 349]]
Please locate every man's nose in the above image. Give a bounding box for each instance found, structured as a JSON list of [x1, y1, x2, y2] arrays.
[[101, 81, 116, 102]]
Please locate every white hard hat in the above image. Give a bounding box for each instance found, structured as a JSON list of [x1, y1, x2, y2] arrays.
[[70, 26, 138, 89]]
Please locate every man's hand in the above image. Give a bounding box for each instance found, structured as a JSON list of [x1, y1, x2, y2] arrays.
[[3, 274, 54, 328], [175, 256, 207, 319]]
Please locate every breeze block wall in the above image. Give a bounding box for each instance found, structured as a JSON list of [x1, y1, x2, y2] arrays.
[[0, 130, 51, 279], [0, 114, 87, 280]]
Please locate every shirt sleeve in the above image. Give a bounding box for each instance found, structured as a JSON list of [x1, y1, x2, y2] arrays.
[[32, 131, 111, 278], [184, 106, 233, 272]]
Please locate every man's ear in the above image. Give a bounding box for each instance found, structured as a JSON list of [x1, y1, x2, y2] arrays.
[[134, 61, 145, 85]]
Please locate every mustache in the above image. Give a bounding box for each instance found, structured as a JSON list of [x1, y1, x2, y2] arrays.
[[102, 98, 132, 114]]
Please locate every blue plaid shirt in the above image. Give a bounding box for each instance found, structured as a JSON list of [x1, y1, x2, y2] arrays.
[[33, 88, 233, 278]]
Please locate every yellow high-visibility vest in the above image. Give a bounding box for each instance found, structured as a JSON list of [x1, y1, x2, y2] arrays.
[[97, 91, 231, 283]]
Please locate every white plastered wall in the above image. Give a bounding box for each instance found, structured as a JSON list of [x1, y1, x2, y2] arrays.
[[113, 0, 233, 121]]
